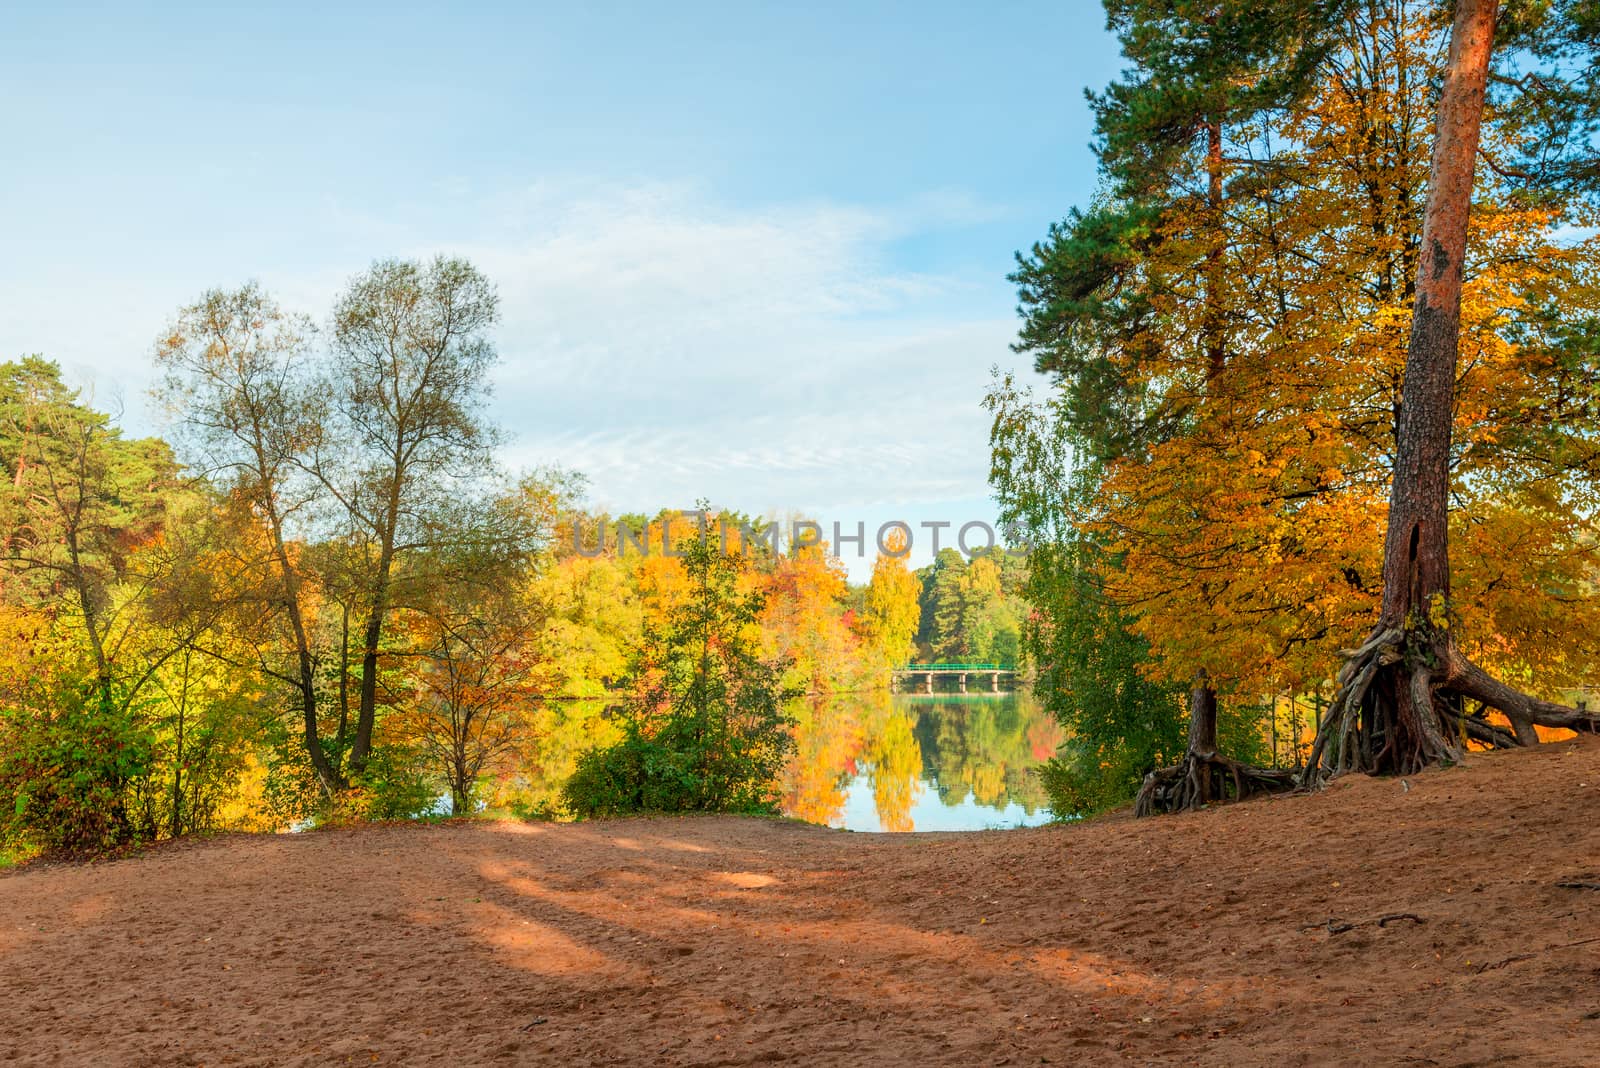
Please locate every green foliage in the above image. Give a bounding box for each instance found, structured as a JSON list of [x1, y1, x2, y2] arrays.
[[1093, 0, 1356, 192], [0, 843, 36, 869], [504, 794, 563, 822], [563, 733, 749, 818], [562, 532, 795, 819], [346, 743, 440, 821], [259, 723, 327, 827], [915, 548, 1026, 664], [0, 685, 153, 852], [262, 730, 439, 826], [1028, 553, 1189, 818], [987, 375, 1192, 816]]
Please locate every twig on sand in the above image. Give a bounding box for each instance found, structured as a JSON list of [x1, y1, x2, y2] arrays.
[[1476, 936, 1600, 974], [1300, 912, 1425, 936]]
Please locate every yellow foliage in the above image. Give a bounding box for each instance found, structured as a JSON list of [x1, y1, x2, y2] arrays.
[[1089, 11, 1600, 703]]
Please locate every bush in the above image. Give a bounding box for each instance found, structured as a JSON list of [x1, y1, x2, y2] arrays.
[[347, 743, 440, 821], [563, 715, 792, 819], [561, 531, 795, 819], [264, 735, 441, 827], [1037, 746, 1151, 818], [0, 691, 153, 852]]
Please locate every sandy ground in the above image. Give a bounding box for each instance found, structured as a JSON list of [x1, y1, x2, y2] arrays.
[[3, 739, 1599, 1067]]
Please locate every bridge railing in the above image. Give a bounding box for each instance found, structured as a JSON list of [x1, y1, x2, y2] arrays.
[[896, 662, 1016, 672]]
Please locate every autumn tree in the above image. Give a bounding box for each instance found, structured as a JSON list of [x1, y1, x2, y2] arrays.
[[0, 358, 185, 705], [530, 549, 641, 697], [1004, 0, 1600, 809], [857, 528, 922, 668], [990, 375, 1195, 814], [395, 472, 576, 813], [0, 359, 249, 848], [316, 257, 504, 778], [999, 0, 1358, 811], [562, 530, 795, 817], [154, 287, 346, 792], [403, 590, 537, 816], [762, 535, 859, 694], [958, 552, 1026, 666], [1307, 0, 1600, 773]]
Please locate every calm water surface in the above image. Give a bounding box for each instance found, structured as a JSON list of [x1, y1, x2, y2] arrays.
[[501, 690, 1060, 832], [780, 692, 1059, 832]]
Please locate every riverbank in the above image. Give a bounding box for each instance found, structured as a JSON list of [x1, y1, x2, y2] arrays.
[[3, 737, 1597, 1065]]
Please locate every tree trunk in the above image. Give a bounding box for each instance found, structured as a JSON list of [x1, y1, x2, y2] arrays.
[[1187, 680, 1218, 799], [170, 653, 188, 838], [1203, 115, 1226, 380], [64, 512, 112, 707], [348, 547, 393, 777], [1133, 113, 1296, 816], [1136, 671, 1294, 816], [289, 595, 342, 793], [272, 529, 341, 794], [349, 457, 404, 777], [1378, 0, 1496, 635], [1305, 0, 1600, 778]]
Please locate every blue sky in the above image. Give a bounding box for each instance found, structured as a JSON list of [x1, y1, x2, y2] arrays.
[[1, 1, 1121, 577]]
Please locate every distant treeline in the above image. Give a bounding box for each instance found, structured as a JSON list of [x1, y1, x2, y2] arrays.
[[0, 276, 1028, 854]]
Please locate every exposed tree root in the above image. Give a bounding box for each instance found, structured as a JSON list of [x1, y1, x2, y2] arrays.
[[1134, 678, 1297, 816], [1135, 750, 1296, 817], [1304, 625, 1600, 782]]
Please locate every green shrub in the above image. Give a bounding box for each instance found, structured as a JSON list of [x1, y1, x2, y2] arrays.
[[563, 714, 792, 819], [261, 732, 440, 827], [562, 531, 795, 819], [0, 690, 153, 852], [348, 743, 440, 821]]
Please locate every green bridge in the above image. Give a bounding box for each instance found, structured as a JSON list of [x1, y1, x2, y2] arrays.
[[891, 662, 1018, 694]]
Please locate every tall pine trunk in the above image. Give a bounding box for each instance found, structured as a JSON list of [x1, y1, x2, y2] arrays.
[[1378, 0, 1495, 634], [1307, 0, 1598, 777], [1375, 0, 1499, 766]]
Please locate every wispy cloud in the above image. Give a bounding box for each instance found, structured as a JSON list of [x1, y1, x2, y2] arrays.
[[445, 183, 1019, 517], [5, 181, 1024, 538]]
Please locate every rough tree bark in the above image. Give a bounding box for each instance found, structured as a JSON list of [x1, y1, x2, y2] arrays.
[[1305, 0, 1600, 779], [1137, 671, 1295, 816]]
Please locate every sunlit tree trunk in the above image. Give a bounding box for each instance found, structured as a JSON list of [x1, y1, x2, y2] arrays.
[[1378, 0, 1495, 636], [1305, 0, 1599, 776]]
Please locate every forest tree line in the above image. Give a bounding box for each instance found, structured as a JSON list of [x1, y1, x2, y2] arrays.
[[0, 276, 1021, 853]]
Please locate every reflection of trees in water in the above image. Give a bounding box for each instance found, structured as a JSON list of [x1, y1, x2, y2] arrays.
[[913, 695, 1053, 814], [488, 700, 623, 814], [782, 696, 869, 826], [867, 708, 923, 831], [489, 692, 1059, 823], [779, 691, 1058, 827]]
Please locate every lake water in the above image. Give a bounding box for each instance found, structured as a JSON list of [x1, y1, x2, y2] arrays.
[[502, 690, 1060, 831], [780, 691, 1059, 832]]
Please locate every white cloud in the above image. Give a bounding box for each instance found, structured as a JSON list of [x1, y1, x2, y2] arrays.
[[445, 183, 1019, 521], [3, 182, 1026, 574]]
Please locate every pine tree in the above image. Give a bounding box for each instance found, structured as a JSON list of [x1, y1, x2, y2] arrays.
[[1005, 0, 1600, 806], [1007, 0, 1353, 810]]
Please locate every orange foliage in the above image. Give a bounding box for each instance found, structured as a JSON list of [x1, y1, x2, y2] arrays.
[[1094, 12, 1600, 704]]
